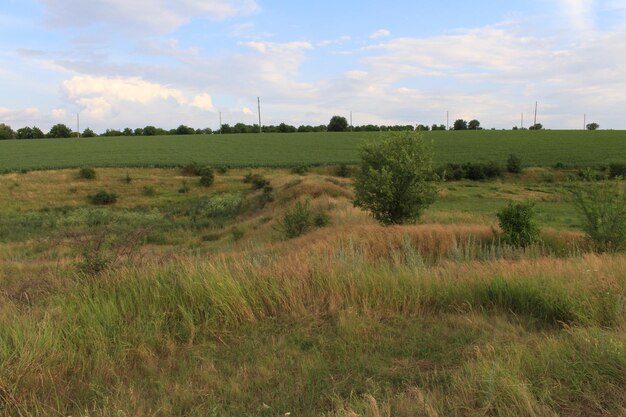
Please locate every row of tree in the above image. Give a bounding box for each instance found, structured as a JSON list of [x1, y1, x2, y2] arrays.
[[0, 117, 600, 140]]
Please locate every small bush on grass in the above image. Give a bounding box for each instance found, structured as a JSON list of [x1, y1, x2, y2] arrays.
[[277, 199, 312, 239], [252, 175, 270, 190], [290, 165, 309, 175], [123, 172, 132, 184], [335, 163, 350, 178], [89, 190, 117, 205], [496, 201, 540, 247], [199, 167, 215, 187], [507, 154, 523, 174], [570, 178, 626, 252], [181, 162, 201, 176], [178, 180, 190, 194], [142, 186, 156, 197], [78, 167, 96, 180], [231, 227, 244, 241], [608, 163, 626, 179], [313, 211, 331, 228]]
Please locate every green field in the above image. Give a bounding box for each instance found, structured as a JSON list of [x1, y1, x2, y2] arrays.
[[1, 130, 625, 171]]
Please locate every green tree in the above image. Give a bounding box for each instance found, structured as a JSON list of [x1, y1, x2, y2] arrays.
[[586, 122, 599, 130], [16, 126, 34, 139], [497, 201, 540, 247], [453, 119, 468, 130], [48, 124, 72, 138], [0, 123, 15, 140], [468, 119, 481, 130], [507, 154, 523, 174], [143, 125, 157, 136], [82, 128, 96, 138], [353, 132, 437, 225], [327, 115, 349, 132], [529, 123, 543, 130]]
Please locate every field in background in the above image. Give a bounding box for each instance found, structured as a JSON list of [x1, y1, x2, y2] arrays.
[[1, 130, 626, 171], [1, 166, 624, 416]]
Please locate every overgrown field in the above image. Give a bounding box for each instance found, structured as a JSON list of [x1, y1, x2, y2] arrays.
[[1, 130, 626, 171], [0, 166, 625, 416]]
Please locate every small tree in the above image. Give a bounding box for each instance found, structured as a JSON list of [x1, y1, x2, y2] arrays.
[[570, 179, 626, 253], [586, 122, 600, 130], [353, 131, 437, 225], [328, 116, 349, 132], [0, 123, 15, 140], [82, 128, 96, 138], [468, 119, 481, 130], [507, 154, 523, 174], [453, 119, 468, 130], [497, 201, 540, 247], [48, 124, 72, 138], [529, 123, 543, 130]]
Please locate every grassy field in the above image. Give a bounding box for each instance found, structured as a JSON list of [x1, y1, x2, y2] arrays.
[[1, 130, 626, 171], [1, 166, 624, 416]]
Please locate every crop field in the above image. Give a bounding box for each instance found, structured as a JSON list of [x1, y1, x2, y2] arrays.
[[1, 130, 625, 171], [1, 165, 625, 416]]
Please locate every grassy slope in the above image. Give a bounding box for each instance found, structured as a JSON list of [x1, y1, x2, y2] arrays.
[[1, 130, 625, 171], [0, 167, 625, 416]]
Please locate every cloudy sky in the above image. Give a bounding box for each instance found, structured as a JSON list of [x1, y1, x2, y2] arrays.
[[1, 0, 625, 132]]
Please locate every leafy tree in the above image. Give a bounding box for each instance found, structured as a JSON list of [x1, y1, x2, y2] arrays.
[[143, 125, 157, 136], [416, 124, 430, 131], [497, 201, 540, 247], [31, 126, 45, 139], [122, 128, 134, 136], [48, 124, 72, 138], [354, 131, 437, 225], [134, 128, 144, 136], [529, 123, 543, 130], [327, 115, 349, 132], [431, 124, 446, 131], [453, 119, 468, 130], [0, 123, 15, 140], [176, 124, 194, 135], [16, 127, 34, 139], [586, 122, 600, 130], [82, 128, 96, 138], [468, 119, 481, 130], [507, 154, 523, 174]]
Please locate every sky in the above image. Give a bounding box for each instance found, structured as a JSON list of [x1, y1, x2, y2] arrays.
[[1, 0, 626, 132]]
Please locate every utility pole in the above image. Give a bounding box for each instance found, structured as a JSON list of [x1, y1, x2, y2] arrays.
[[257, 97, 262, 134], [521, 112, 524, 129], [219, 112, 222, 134], [77, 113, 80, 138], [584, 114, 587, 130], [446, 111, 449, 130], [533, 101, 538, 128]]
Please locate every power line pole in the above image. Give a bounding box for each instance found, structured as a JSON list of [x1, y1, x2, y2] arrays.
[[257, 97, 262, 134], [219, 112, 222, 134], [533, 101, 538, 128], [584, 114, 586, 130], [521, 112, 524, 129], [446, 111, 449, 130]]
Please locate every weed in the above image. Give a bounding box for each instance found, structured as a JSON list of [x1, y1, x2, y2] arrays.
[[89, 190, 117, 205], [78, 167, 96, 180], [276, 199, 312, 238]]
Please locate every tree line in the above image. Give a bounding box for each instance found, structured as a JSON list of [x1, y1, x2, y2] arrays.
[[0, 116, 600, 140]]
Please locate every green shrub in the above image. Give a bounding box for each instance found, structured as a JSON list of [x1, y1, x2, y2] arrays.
[[608, 163, 626, 179], [335, 163, 350, 178], [178, 180, 190, 194], [78, 167, 96, 180], [142, 186, 156, 197], [216, 166, 229, 174], [313, 211, 331, 228], [89, 190, 117, 205], [199, 167, 215, 187], [507, 154, 523, 174], [256, 185, 274, 209], [251, 175, 270, 190], [290, 165, 309, 175], [231, 227, 244, 241], [123, 172, 132, 184], [570, 179, 626, 252], [277, 199, 312, 239], [496, 201, 540, 247], [181, 162, 201, 176], [463, 162, 502, 181], [354, 132, 437, 225]]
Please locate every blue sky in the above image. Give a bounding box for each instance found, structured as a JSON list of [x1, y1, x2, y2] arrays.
[[1, 0, 626, 131]]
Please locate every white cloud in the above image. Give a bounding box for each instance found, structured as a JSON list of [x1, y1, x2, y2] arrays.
[[38, 0, 260, 33], [242, 107, 254, 115], [192, 93, 216, 111], [557, 0, 596, 31], [370, 29, 391, 39]]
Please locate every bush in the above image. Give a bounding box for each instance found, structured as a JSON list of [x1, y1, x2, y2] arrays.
[[216, 166, 229, 174], [570, 179, 626, 252], [313, 211, 331, 228], [335, 164, 350, 178], [290, 165, 309, 175], [353, 132, 437, 225], [463, 162, 502, 181], [89, 191, 117, 205], [608, 163, 626, 179], [199, 167, 214, 187], [123, 172, 132, 184], [78, 167, 96, 180], [277, 199, 312, 239], [178, 180, 190, 194], [181, 162, 201, 176], [507, 154, 523, 174], [251, 175, 270, 190], [256, 185, 274, 209], [142, 186, 156, 197], [231, 227, 244, 241], [496, 201, 540, 247]]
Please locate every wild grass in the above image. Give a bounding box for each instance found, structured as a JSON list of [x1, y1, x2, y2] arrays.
[[0, 167, 624, 416]]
